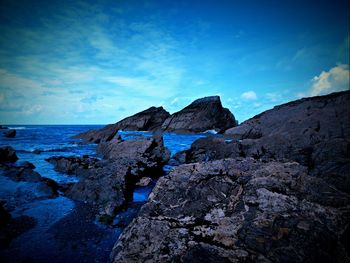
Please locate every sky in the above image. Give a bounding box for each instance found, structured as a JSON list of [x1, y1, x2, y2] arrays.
[[0, 0, 349, 124]]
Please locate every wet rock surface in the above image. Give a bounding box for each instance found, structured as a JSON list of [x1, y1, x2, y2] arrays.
[[162, 96, 237, 133], [111, 158, 350, 262], [74, 106, 170, 143]]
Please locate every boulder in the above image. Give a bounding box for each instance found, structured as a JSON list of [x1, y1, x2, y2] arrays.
[[4, 129, 16, 138], [97, 136, 170, 172], [46, 155, 100, 176], [161, 96, 237, 133], [49, 136, 170, 216], [0, 161, 58, 197], [111, 158, 350, 262], [179, 91, 350, 193], [65, 158, 134, 216], [0, 146, 18, 163], [73, 106, 170, 143]]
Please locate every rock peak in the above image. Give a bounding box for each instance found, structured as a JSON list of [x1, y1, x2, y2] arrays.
[[190, 96, 221, 105]]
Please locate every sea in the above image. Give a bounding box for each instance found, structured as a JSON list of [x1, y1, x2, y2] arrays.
[[0, 125, 208, 263]]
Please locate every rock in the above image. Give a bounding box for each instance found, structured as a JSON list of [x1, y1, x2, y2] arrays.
[[65, 158, 133, 216], [0, 146, 18, 163], [50, 136, 170, 216], [97, 136, 170, 172], [111, 158, 350, 262], [136, 177, 152, 187], [180, 91, 350, 193], [0, 202, 11, 227], [46, 155, 100, 176], [162, 96, 237, 133], [4, 129, 16, 138], [73, 106, 170, 143]]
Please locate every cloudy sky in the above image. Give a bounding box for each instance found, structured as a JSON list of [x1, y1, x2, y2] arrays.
[[0, 0, 349, 124]]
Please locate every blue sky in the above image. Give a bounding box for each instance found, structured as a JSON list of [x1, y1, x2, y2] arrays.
[[0, 0, 349, 124]]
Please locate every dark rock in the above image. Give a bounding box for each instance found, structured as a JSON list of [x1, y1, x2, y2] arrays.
[[46, 155, 100, 176], [180, 91, 350, 193], [161, 96, 237, 133], [51, 136, 170, 216], [0, 159, 58, 197], [97, 136, 170, 172], [0, 213, 37, 249], [74, 106, 170, 143], [0, 202, 11, 227], [4, 129, 16, 138], [111, 158, 350, 262], [0, 146, 18, 163], [65, 158, 132, 216]]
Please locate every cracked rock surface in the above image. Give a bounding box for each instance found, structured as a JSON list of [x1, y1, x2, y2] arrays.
[[111, 158, 350, 262]]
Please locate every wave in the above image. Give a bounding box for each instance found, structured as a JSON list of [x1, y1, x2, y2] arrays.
[[202, 129, 218, 134], [9, 126, 27, 130]]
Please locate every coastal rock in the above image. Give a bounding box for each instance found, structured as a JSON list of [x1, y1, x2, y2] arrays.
[[50, 136, 170, 216], [46, 155, 100, 176], [161, 96, 237, 133], [0, 202, 37, 249], [0, 146, 18, 163], [179, 91, 350, 193], [97, 136, 170, 172], [74, 106, 170, 143], [65, 158, 134, 216], [4, 129, 16, 138], [111, 158, 350, 262]]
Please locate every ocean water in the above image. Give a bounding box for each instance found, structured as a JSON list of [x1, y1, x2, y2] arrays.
[[0, 125, 207, 263]]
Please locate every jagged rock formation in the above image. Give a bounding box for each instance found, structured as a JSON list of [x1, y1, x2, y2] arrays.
[[111, 91, 350, 262], [161, 96, 236, 133], [46, 137, 170, 216], [74, 107, 170, 143], [111, 158, 350, 262], [174, 91, 350, 193], [73, 96, 236, 143]]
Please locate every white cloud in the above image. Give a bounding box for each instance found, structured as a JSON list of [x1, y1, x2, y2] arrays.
[[241, 91, 257, 100], [309, 64, 349, 96]]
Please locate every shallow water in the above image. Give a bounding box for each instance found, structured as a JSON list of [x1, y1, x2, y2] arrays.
[[0, 125, 207, 262]]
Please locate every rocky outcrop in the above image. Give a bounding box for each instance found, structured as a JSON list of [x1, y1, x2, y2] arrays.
[[46, 155, 100, 176], [162, 96, 237, 133], [1, 151, 58, 197], [74, 107, 170, 143], [97, 136, 170, 172], [48, 136, 170, 216], [111, 158, 350, 262], [0, 146, 18, 163], [176, 91, 350, 193], [3, 129, 16, 138]]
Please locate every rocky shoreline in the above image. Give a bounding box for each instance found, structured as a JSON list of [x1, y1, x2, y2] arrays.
[[1, 91, 349, 262], [109, 91, 350, 262]]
